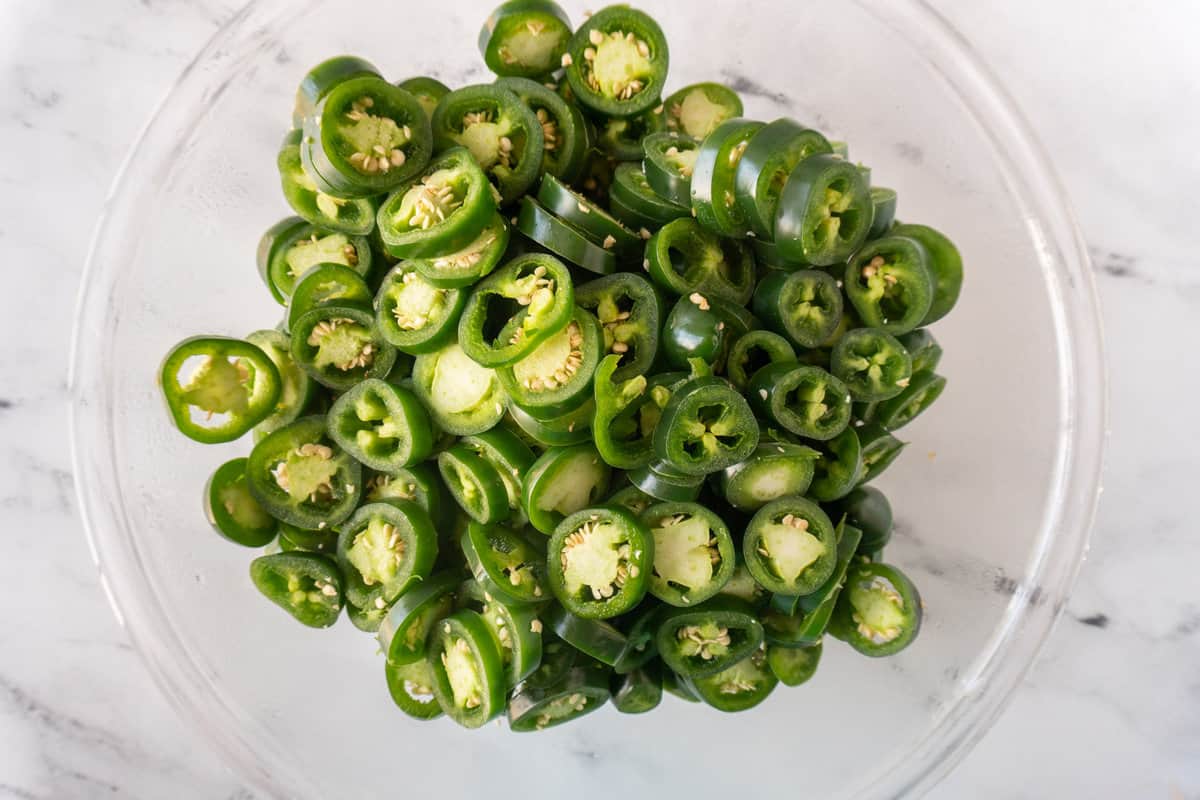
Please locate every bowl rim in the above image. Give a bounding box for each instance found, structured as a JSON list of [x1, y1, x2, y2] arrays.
[[68, 1, 1107, 797]]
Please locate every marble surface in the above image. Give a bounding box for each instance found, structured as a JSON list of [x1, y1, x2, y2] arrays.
[[1, 1, 1197, 797]]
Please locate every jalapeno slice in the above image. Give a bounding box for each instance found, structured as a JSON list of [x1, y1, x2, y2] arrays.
[[872, 370, 947, 431], [458, 252, 574, 367], [662, 82, 743, 139], [592, 357, 672, 470], [808, 426, 864, 502], [159, 336, 282, 444], [766, 641, 821, 686], [249, 552, 343, 628], [594, 105, 667, 161], [515, 197, 618, 275], [257, 216, 373, 305], [640, 501, 735, 607], [646, 217, 756, 305], [522, 444, 612, 534], [605, 484, 655, 515], [897, 329, 943, 375], [548, 506, 653, 619], [716, 442, 820, 512], [301, 76, 432, 197], [690, 118, 763, 237], [245, 330, 318, 439], [733, 118, 834, 239], [890, 223, 963, 325], [461, 522, 549, 605], [428, 609, 507, 727], [725, 331, 795, 390], [204, 458, 277, 547], [834, 486, 893, 554], [576, 272, 663, 381], [277, 521, 338, 555], [642, 132, 699, 206], [290, 304, 396, 391], [868, 187, 898, 240], [374, 263, 466, 353], [406, 213, 510, 290], [661, 292, 757, 373], [611, 664, 662, 713], [537, 174, 639, 253], [327, 378, 433, 471], [830, 561, 922, 657], [689, 646, 777, 711], [656, 596, 764, 679], [508, 653, 611, 732], [364, 463, 454, 532], [830, 327, 914, 402], [495, 76, 590, 183], [377, 147, 497, 259], [411, 340, 508, 436], [743, 497, 837, 596], [627, 458, 705, 502], [432, 85, 544, 203], [545, 604, 627, 666], [461, 427, 537, 523], [396, 76, 450, 122], [480, 0, 572, 78], [285, 263, 372, 332], [652, 376, 758, 476], [498, 306, 602, 417], [775, 153, 873, 266], [472, 590, 545, 687], [564, 6, 669, 118], [855, 422, 907, 485], [278, 131, 378, 236], [293, 56, 381, 128], [766, 520, 862, 642], [609, 162, 690, 228], [386, 658, 444, 720], [747, 362, 851, 442], [752, 268, 844, 349], [843, 245, 931, 342], [611, 601, 664, 673], [508, 399, 595, 446], [337, 500, 438, 608], [378, 570, 460, 665]]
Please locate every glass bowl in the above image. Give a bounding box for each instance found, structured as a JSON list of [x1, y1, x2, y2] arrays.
[[69, 1, 1106, 797]]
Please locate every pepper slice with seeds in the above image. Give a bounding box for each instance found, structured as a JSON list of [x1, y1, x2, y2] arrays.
[[377, 147, 497, 259], [547, 506, 653, 619], [495, 76, 590, 184], [592, 358, 675, 470], [652, 376, 759, 476], [396, 76, 450, 122], [747, 362, 852, 442], [522, 444, 612, 534], [765, 520, 862, 642], [844, 235, 934, 335], [293, 55, 381, 129], [460, 426, 537, 526], [891, 223, 964, 326], [872, 370, 947, 432], [278, 130, 379, 236], [733, 118, 833, 239], [507, 397, 595, 447], [829, 560, 922, 657], [408, 213, 510, 290], [691, 118, 764, 238], [507, 648, 611, 732], [537, 174, 640, 253], [385, 658, 444, 720], [159, 336, 282, 444], [775, 153, 874, 266], [716, 442, 820, 513], [808, 426, 865, 502], [374, 263, 468, 354], [327, 378, 434, 472], [337, 500, 438, 609], [594, 104, 667, 161], [302, 76, 432, 197], [689, 646, 777, 712], [432, 84, 545, 203], [462, 522, 549, 607], [575, 272, 663, 382], [245, 330, 318, 439], [609, 162, 690, 229], [498, 306, 603, 418], [831, 327, 914, 402], [655, 595, 764, 679], [479, 0, 573, 79], [611, 663, 662, 714], [428, 610, 508, 728], [379, 570, 461, 665], [204, 457, 277, 547], [438, 444, 513, 525], [249, 552, 344, 629], [563, 5, 669, 118], [285, 263, 373, 333], [743, 496, 838, 596], [290, 304, 397, 391], [458, 252, 575, 367], [411, 339, 508, 436], [725, 330, 795, 391], [645, 217, 756, 305], [245, 415, 361, 528], [641, 501, 735, 607], [256, 215, 372, 305], [642, 131, 699, 207], [753, 269, 844, 351]]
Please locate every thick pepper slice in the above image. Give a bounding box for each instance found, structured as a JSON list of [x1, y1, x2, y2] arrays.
[[652, 376, 759, 476], [808, 426, 864, 502], [743, 497, 838, 596], [690, 118, 764, 237], [733, 118, 833, 239], [765, 521, 862, 643], [642, 131, 699, 206], [522, 444, 612, 534], [160, 336, 282, 444], [249, 552, 343, 628], [385, 658, 444, 720], [507, 647, 611, 731], [774, 153, 873, 266], [747, 362, 852, 442], [411, 340, 508, 436], [437, 444, 513, 525], [257, 216, 372, 305], [873, 370, 947, 431], [378, 570, 461, 665], [204, 457, 277, 547], [891, 223, 963, 325], [868, 187, 898, 239], [547, 506, 653, 619], [326, 378, 433, 471], [660, 292, 758, 373], [515, 197, 618, 275], [432, 84, 544, 203], [537, 174, 640, 253], [716, 442, 820, 512], [690, 646, 777, 712], [396, 76, 450, 121], [290, 304, 397, 391], [844, 235, 934, 335], [479, 0, 573, 79], [592, 357, 673, 470], [725, 330, 796, 390], [336, 500, 438, 609], [428, 609, 508, 727], [458, 252, 574, 367], [641, 501, 735, 607], [374, 263, 468, 354], [278, 130, 379, 236], [576, 272, 663, 381], [461, 522, 549, 605], [645, 217, 756, 305], [495, 77, 590, 183], [829, 561, 922, 657], [655, 596, 764, 679], [507, 399, 595, 447], [662, 82, 743, 139], [752, 269, 844, 349], [831, 327, 914, 402], [498, 306, 603, 418], [563, 5, 669, 118], [609, 162, 690, 229]]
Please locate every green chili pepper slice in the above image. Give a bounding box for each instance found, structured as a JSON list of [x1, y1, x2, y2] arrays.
[[609, 162, 690, 229], [292, 55, 381, 128], [515, 197, 618, 275], [766, 641, 822, 686], [855, 422, 907, 485], [326, 378, 433, 471], [249, 552, 343, 628], [808, 426, 864, 502], [834, 486, 893, 553], [752, 268, 844, 349], [733, 118, 833, 239], [831, 327, 914, 402], [868, 187, 898, 240], [507, 654, 611, 732], [507, 399, 595, 446], [498, 306, 603, 417], [689, 646, 777, 712], [594, 105, 667, 161], [872, 370, 947, 431], [611, 664, 662, 714], [480, 0, 572, 78], [766, 521, 862, 642], [521, 444, 612, 534], [889, 223, 963, 325], [844, 235, 934, 335], [774, 153, 873, 266], [645, 217, 756, 305], [652, 376, 758, 476], [495, 76, 590, 183], [257, 216, 373, 305], [428, 609, 508, 727], [364, 463, 454, 532], [655, 596, 764, 679], [396, 76, 450, 122], [897, 328, 943, 375], [576, 272, 663, 381], [411, 340, 508, 436], [626, 458, 704, 502], [278, 131, 378, 236], [337, 500, 438, 608], [690, 118, 764, 238], [605, 484, 655, 515], [204, 457, 277, 547], [547, 505, 653, 619], [725, 330, 795, 390], [641, 131, 698, 206], [385, 658, 444, 720], [290, 304, 397, 391], [461, 522, 549, 606], [743, 496, 837, 596], [716, 442, 820, 512], [660, 292, 757, 373], [378, 570, 461, 665], [747, 362, 852, 442], [564, 5, 669, 118], [285, 263, 372, 333], [245, 330, 318, 439], [641, 501, 735, 607], [829, 561, 922, 657], [592, 357, 673, 470], [537, 174, 640, 252], [374, 263, 467, 353], [544, 604, 627, 666], [663, 82, 743, 139]]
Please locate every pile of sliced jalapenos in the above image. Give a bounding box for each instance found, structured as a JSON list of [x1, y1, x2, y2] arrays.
[[161, 1, 961, 729]]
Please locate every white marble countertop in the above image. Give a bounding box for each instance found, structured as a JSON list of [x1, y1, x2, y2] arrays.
[[1, 1, 1197, 797]]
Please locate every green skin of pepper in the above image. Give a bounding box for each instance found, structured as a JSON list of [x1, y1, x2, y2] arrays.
[[507, 662, 612, 731], [545, 604, 628, 666], [377, 570, 461, 665], [690, 118, 764, 237], [725, 330, 796, 390], [833, 486, 894, 553], [774, 153, 874, 266], [592, 354, 655, 470], [642, 131, 698, 206], [743, 497, 838, 596], [537, 173, 640, 252], [689, 649, 777, 712], [278, 136, 379, 236], [494, 77, 590, 183], [660, 294, 758, 373], [293, 55, 381, 128], [611, 665, 662, 714], [809, 426, 864, 502], [508, 400, 595, 447], [286, 263, 373, 332], [160, 336, 282, 444], [733, 118, 833, 239], [610, 162, 690, 224], [652, 376, 759, 476], [336, 500, 439, 608], [843, 235, 934, 335], [890, 223, 963, 326], [856, 422, 907, 486], [873, 371, 947, 431]]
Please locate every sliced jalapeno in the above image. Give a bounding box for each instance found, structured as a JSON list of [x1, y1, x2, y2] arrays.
[[898, 329, 943, 375], [204, 457, 277, 547], [767, 641, 822, 686], [690, 118, 763, 237], [495, 76, 590, 183], [834, 486, 893, 553], [611, 601, 663, 673], [507, 651, 610, 731], [663, 83, 743, 140], [337, 500, 437, 608], [642, 131, 698, 206], [438, 444, 512, 524], [725, 331, 795, 390], [499, 306, 602, 417], [856, 422, 907, 485], [594, 105, 667, 161], [690, 646, 777, 711], [246, 330, 318, 438], [290, 304, 396, 391], [515, 197, 618, 275], [548, 506, 653, 619], [293, 56, 381, 128], [411, 340, 508, 435], [844, 235, 934, 335], [775, 153, 873, 266], [576, 272, 663, 380], [765, 521, 862, 645], [432, 84, 544, 203], [656, 596, 764, 679], [278, 131, 378, 236], [609, 161, 689, 228], [249, 552, 343, 628], [385, 657, 444, 720], [829, 561, 922, 657], [661, 667, 700, 703], [378, 570, 460, 665], [461, 426, 537, 525], [480, 0, 572, 78], [377, 147, 497, 259], [159, 336, 282, 444], [717, 442, 819, 512], [396, 76, 450, 121], [592, 357, 672, 470], [718, 562, 770, 608], [747, 362, 851, 442], [374, 263, 467, 353], [872, 370, 947, 431], [868, 187, 898, 239], [743, 497, 837, 596], [808, 426, 863, 502], [660, 292, 757, 373], [606, 484, 655, 515], [462, 522, 549, 605], [522, 444, 612, 534], [891, 223, 963, 325], [545, 604, 627, 666], [611, 664, 662, 714], [652, 376, 758, 476], [752, 269, 844, 349], [475, 591, 545, 687], [286, 263, 372, 333], [626, 458, 704, 502], [257, 216, 372, 305], [564, 5, 669, 118], [645, 217, 756, 305], [831, 327, 913, 402], [641, 501, 735, 607], [277, 522, 338, 555], [537, 174, 639, 253], [508, 399, 594, 446], [734, 118, 833, 239], [428, 610, 507, 727], [327, 378, 433, 471]]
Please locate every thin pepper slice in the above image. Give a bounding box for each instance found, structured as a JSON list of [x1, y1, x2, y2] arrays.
[[249, 552, 344, 628], [160, 336, 282, 444]]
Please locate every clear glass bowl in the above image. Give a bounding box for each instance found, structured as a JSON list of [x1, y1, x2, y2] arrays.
[[69, 1, 1106, 797]]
